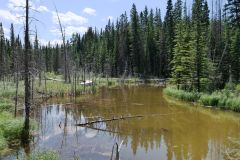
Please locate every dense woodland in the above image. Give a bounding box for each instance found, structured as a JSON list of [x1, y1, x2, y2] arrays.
[[0, 0, 239, 93]]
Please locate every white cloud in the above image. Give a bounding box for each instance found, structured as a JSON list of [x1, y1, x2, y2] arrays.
[[8, 0, 49, 13], [2, 26, 10, 39], [37, 6, 50, 12], [8, 0, 26, 11], [52, 11, 88, 26], [50, 26, 88, 37], [0, 10, 21, 23], [8, 0, 36, 12], [3, 26, 10, 35], [83, 7, 96, 16]]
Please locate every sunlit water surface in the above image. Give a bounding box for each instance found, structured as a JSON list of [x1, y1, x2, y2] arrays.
[[3, 86, 240, 160]]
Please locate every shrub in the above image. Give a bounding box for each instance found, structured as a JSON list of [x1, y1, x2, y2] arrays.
[[0, 131, 7, 151], [164, 87, 200, 102], [165, 85, 240, 112], [199, 93, 220, 107], [29, 151, 59, 160], [226, 98, 240, 112], [0, 112, 24, 141], [235, 84, 240, 94]]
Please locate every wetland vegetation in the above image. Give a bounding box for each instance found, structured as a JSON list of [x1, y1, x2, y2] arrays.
[[0, 0, 240, 159]]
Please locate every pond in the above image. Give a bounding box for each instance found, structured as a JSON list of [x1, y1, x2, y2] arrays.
[[3, 86, 240, 160]]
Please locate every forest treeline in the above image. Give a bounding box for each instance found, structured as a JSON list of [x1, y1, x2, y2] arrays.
[[0, 0, 239, 93]]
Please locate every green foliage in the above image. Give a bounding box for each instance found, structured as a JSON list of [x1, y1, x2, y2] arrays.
[[0, 99, 13, 112], [230, 28, 240, 82], [0, 131, 7, 151], [0, 81, 24, 98], [164, 87, 200, 102], [199, 93, 221, 106], [27, 151, 59, 160], [0, 112, 24, 141], [31, 151, 59, 160], [165, 85, 240, 112], [171, 20, 194, 89]]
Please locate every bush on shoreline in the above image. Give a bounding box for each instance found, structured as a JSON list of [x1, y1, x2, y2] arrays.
[[164, 85, 240, 112]]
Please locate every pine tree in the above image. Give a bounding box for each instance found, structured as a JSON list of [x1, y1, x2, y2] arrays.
[[10, 23, 15, 72], [173, 0, 183, 24], [130, 4, 144, 75], [230, 28, 240, 82], [154, 8, 162, 77], [224, 0, 240, 27], [172, 20, 194, 90], [0, 23, 5, 78], [118, 12, 130, 76], [191, 0, 211, 92], [164, 0, 175, 76]]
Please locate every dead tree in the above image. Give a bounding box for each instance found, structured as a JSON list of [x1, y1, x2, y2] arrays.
[[54, 5, 69, 83], [22, 0, 31, 145]]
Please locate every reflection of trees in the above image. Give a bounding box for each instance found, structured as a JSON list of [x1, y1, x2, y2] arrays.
[[37, 86, 240, 160]]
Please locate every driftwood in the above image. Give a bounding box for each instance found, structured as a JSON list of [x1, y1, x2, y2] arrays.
[[76, 112, 184, 126], [76, 115, 144, 126], [84, 125, 121, 134]]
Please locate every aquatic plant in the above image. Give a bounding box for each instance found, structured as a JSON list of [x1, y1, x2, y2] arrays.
[[164, 87, 200, 102], [35, 151, 59, 160], [0, 112, 24, 141], [164, 86, 240, 112], [28, 151, 59, 160]]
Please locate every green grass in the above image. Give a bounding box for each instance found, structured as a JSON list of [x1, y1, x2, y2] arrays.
[[199, 93, 221, 106], [164, 87, 200, 102], [0, 99, 14, 112], [0, 131, 7, 151], [28, 151, 59, 160], [0, 112, 37, 154], [0, 112, 24, 141], [0, 81, 24, 98], [164, 85, 240, 112]]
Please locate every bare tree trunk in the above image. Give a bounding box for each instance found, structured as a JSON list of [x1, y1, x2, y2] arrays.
[[24, 0, 31, 118], [74, 71, 77, 99], [22, 0, 31, 146], [14, 72, 19, 117], [31, 74, 34, 104], [54, 5, 68, 83]]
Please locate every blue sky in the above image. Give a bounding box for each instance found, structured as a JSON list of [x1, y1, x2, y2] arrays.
[[0, 0, 225, 45]]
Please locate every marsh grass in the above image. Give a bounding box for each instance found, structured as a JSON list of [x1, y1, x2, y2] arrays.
[[28, 151, 59, 160], [0, 99, 14, 112], [0, 112, 38, 154], [164, 87, 200, 102], [0, 112, 24, 141], [0, 81, 24, 98], [164, 85, 240, 112]]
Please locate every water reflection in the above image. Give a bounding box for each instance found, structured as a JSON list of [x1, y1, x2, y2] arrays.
[[4, 86, 240, 160]]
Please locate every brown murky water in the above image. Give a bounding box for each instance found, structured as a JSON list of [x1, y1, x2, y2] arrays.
[[3, 86, 240, 160]]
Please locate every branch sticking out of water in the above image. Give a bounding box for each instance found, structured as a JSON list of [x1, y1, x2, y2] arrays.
[[75, 115, 144, 126]]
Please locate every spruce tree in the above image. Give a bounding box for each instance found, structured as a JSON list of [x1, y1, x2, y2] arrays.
[[164, 0, 174, 76], [172, 20, 194, 90], [191, 0, 211, 92], [130, 4, 144, 75], [230, 28, 240, 82]]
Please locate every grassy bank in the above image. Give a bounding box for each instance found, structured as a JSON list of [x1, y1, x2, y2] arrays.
[[164, 84, 240, 112], [0, 112, 24, 153]]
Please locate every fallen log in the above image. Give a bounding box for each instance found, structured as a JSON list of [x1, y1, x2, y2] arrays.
[[84, 125, 121, 134], [75, 115, 144, 126]]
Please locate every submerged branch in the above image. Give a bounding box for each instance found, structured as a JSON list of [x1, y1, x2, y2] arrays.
[[76, 115, 144, 126], [76, 112, 184, 126]]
